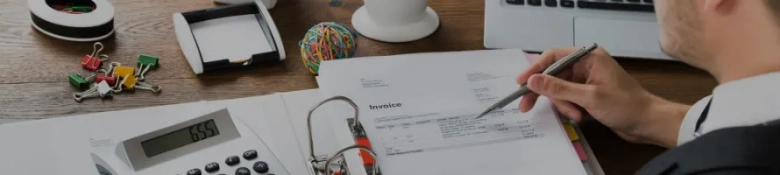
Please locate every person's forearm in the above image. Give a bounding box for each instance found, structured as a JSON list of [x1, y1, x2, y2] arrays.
[[637, 95, 691, 148]]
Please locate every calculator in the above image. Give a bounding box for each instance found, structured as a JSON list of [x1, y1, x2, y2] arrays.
[[91, 108, 289, 175]]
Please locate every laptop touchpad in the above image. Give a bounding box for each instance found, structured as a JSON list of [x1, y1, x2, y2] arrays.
[[574, 17, 662, 56]]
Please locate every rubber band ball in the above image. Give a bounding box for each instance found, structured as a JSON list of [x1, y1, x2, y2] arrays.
[[299, 22, 358, 75]]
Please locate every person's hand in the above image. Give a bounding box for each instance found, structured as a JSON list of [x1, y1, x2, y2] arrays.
[[517, 47, 689, 148]]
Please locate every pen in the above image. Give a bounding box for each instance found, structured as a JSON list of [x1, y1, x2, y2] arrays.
[[475, 43, 599, 119]]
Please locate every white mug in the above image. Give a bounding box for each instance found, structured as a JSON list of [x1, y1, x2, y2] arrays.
[[363, 0, 429, 26], [213, 0, 278, 9]]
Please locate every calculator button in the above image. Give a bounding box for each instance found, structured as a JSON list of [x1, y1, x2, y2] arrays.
[[506, 0, 524, 5], [544, 0, 557, 7], [528, 0, 541, 6], [253, 161, 269, 173], [205, 162, 220, 173], [243, 150, 258, 160], [235, 167, 251, 175], [187, 168, 202, 175], [561, 0, 574, 7], [226, 156, 240, 166]]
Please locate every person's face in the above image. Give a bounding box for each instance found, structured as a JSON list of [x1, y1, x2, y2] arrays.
[[655, 0, 708, 68]]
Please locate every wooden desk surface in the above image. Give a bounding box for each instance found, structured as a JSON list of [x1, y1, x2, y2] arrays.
[[0, 0, 717, 174]]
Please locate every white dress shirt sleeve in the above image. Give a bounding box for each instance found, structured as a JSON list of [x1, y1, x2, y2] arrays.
[[676, 95, 712, 146]]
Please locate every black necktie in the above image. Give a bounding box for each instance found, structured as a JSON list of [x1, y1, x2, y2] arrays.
[[694, 98, 713, 134]]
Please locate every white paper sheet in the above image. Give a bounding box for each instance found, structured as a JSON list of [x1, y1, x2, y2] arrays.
[[0, 115, 97, 175], [280, 90, 345, 164], [317, 49, 587, 175], [0, 101, 214, 175], [208, 95, 310, 175], [208, 90, 358, 175]]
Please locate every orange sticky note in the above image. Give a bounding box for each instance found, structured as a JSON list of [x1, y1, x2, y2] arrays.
[[572, 141, 587, 161], [564, 123, 579, 141]]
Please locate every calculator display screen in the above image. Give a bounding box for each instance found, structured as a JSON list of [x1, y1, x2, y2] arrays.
[[141, 119, 221, 157]]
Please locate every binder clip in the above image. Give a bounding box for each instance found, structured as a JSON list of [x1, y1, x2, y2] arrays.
[[81, 42, 109, 71], [136, 54, 158, 81], [113, 66, 136, 90], [73, 81, 113, 102], [104, 62, 124, 94], [307, 96, 381, 175], [95, 74, 117, 86], [106, 62, 121, 75], [68, 73, 90, 89], [89, 69, 115, 85]]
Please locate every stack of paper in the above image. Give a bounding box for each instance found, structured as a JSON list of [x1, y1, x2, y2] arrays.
[[316, 49, 597, 175]]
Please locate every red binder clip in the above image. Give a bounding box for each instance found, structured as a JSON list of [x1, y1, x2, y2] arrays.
[[95, 74, 117, 86], [81, 42, 109, 71]]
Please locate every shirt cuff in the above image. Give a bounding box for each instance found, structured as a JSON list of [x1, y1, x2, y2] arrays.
[[677, 95, 712, 146]]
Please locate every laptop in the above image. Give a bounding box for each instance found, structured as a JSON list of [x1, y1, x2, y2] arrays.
[[484, 0, 672, 60]]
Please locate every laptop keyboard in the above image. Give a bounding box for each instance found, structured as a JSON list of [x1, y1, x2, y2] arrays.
[[506, 0, 655, 12]]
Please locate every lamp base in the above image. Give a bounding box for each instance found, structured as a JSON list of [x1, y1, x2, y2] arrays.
[[351, 6, 440, 43]]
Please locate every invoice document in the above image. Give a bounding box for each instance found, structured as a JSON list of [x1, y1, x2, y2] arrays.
[[317, 49, 587, 175]]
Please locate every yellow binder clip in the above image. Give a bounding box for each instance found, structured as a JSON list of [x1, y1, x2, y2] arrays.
[[113, 66, 136, 90]]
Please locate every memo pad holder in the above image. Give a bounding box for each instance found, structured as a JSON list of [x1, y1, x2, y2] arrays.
[[173, 0, 285, 74]]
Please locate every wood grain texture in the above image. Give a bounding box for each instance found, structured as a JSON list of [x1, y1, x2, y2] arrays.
[[0, 0, 717, 174]]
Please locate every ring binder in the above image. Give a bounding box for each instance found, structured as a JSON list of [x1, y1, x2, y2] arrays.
[[307, 96, 382, 175]]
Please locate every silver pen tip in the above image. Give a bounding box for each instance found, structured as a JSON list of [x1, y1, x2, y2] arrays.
[[475, 108, 495, 119]]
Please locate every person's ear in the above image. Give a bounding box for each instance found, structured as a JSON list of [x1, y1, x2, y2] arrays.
[[703, 0, 737, 15]]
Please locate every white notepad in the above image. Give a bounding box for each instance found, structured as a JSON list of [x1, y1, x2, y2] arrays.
[[190, 14, 273, 62]]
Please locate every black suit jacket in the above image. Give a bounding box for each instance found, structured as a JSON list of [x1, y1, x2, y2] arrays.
[[636, 120, 780, 175]]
